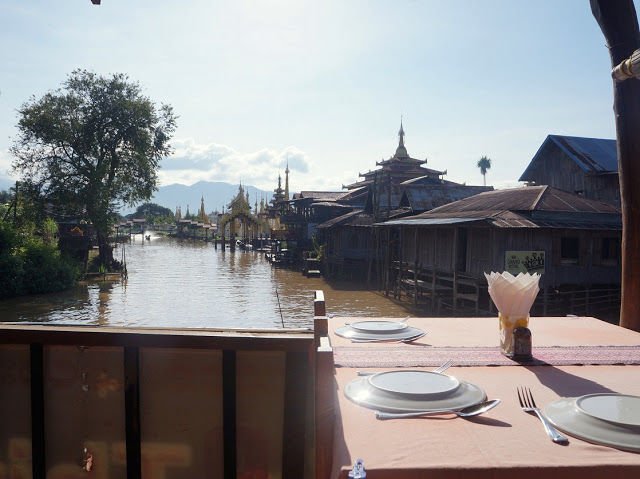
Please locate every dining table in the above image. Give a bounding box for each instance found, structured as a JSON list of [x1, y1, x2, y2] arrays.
[[324, 315, 640, 479]]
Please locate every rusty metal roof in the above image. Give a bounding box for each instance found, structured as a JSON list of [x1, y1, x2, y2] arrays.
[[412, 185, 619, 216], [400, 184, 493, 212], [378, 186, 621, 229]]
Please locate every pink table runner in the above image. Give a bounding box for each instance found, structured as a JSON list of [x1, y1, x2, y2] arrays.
[[333, 344, 640, 367]]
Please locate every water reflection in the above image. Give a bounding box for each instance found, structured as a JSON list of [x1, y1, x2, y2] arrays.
[[0, 236, 410, 329]]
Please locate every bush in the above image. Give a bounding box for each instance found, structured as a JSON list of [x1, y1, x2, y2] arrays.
[[0, 221, 78, 298]]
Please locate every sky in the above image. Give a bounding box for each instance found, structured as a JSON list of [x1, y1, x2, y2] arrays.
[[0, 0, 632, 195]]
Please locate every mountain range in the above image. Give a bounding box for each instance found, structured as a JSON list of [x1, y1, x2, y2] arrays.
[[0, 176, 272, 216], [143, 180, 272, 215]]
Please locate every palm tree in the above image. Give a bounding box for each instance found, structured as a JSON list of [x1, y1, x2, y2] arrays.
[[477, 156, 492, 186]]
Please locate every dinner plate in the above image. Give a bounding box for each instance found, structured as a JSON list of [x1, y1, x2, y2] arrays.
[[575, 394, 640, 427], [368, 370, 460, 398], [544, 395, 640, 452], [335, 325, 425, 341], [345, 374, 486, 413], [349, 320, 409, 333]]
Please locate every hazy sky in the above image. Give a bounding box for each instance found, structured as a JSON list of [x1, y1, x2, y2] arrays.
[[0, 0, 631, 194]]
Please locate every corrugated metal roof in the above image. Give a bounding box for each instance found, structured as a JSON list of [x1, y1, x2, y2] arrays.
[[311, 202, 352, 208], [316, 209, 363, 229], [380, 217, 486, 226], [377, 186, 621, 230], [409, 186, 619, 217], [298, 191, 346, 201], [401, 185, 493, 212], [520, 135, 617, 181], [549, 135, 617, 173], [338, 186, 368, 201]]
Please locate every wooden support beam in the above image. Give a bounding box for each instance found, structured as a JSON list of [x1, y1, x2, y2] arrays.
[[30, 344, 46, 479], [124, 346, 141, 479], [222, 350, 237, 479], [282, 351, 308, 478], [591, 0, 640, 331]]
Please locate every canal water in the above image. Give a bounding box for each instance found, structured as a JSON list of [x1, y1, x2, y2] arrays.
[[0, 236, 410, 329]]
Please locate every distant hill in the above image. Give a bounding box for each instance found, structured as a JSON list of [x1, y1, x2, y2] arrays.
[[141, 180, 272, 215]]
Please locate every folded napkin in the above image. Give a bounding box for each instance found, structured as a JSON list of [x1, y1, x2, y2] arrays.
[[484, 271, 540, 318], [484, 271, 540, 354]]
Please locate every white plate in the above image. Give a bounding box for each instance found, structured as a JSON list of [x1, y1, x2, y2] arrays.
[[368, 370, 460, 398], [576, 394, 640, 427], [345, 375, 486, 413], [335, 325, 425, 341], [544, 395, 640, 452], [349, 320, 408, 333]]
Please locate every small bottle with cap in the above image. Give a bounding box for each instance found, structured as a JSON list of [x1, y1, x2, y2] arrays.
[[348, 458, 366, 478]]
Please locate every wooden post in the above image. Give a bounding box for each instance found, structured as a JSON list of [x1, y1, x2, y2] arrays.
[[314, 290, 326, 318], [452, 228, 458, 315], [591, 0, 640, 331], [314, 335, 334, 479]]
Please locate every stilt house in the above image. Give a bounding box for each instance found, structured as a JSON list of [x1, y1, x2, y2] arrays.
[[519, 135, 620, 206], [380, 185, 622, 318]]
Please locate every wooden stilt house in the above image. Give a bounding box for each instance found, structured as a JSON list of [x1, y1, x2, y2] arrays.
[[379, 186, 622, 319], [519, 135, 619, 206]]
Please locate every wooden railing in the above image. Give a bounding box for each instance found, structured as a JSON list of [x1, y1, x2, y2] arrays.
[[313, 290, 334, 479], [0, 324, 314, 479]]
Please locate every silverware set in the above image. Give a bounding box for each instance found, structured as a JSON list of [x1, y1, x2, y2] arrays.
[[376, 399, 501, 420], [357, 361, 569, 439]]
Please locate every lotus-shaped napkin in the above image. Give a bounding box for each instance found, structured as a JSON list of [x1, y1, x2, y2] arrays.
[[484, 272, 540, 356]]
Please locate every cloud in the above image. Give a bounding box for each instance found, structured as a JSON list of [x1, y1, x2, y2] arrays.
[[159, 138, 313, 190]]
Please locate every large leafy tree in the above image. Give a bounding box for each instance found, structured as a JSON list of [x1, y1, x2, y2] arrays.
[[11, 70, 176, 269]]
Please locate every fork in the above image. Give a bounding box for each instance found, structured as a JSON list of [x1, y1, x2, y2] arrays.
[[357, 359, 453, 376], [517, 387, 568, 444]]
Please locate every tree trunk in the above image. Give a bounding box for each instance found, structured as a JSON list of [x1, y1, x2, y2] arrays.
[[96, 230, 115, 270], [591, 0, 640, 331]]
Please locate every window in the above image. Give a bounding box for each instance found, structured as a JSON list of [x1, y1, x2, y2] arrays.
[[601, 237, 620, 266], [560, 237, 579, 264]]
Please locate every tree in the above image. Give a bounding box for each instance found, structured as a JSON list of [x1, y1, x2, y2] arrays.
[[128, 202, 175, 224], [11, 70, 176, 269], [477, 156, 492, 186]]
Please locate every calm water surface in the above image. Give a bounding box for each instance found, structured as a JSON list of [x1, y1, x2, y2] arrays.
[[0, 236, 410, 329]]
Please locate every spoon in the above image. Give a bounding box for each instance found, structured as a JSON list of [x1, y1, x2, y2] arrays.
[[375, 399, 501, 420]]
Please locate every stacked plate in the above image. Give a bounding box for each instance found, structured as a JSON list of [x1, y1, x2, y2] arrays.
[[544, 393, 640, 452], [336, 320, 425, 342], [345, 370, 486, 413]]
